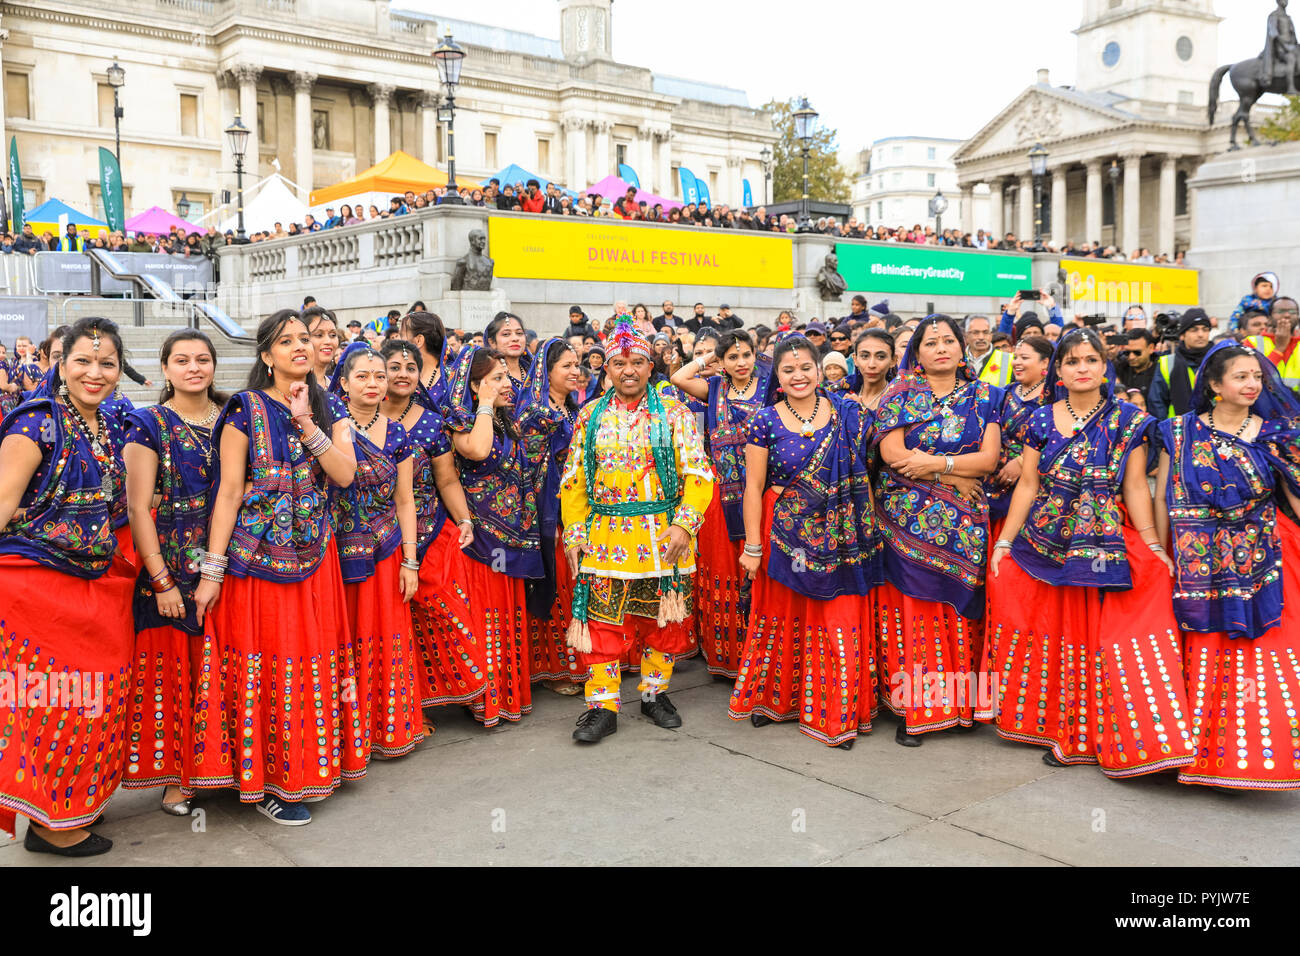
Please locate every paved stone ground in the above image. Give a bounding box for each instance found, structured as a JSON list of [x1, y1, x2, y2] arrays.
[[4, 656, 1299, 866]]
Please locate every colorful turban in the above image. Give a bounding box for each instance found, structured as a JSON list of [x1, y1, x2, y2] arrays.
[[609, 314, 653, 360]]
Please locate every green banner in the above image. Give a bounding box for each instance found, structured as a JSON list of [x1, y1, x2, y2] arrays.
[[9, 137, 23, 230], [98, 147, 125, 232], [835, 243, 1032, 298]]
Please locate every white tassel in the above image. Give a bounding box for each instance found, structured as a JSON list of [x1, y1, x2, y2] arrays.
[[565, 617, 592, 653]]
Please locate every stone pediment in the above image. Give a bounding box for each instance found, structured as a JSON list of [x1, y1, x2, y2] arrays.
[[953, 86, 1135, 164]]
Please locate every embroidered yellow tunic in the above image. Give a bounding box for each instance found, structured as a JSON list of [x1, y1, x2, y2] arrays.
[[560, 393, 713, 587]]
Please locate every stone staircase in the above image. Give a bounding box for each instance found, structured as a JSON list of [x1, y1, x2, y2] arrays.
[[53, 297, 256, 407]]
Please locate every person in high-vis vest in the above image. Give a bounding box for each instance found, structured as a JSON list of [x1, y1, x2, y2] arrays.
[[1148, 309, 1212, 418], [979, 342, 1016, 389], [1257, 296, 1300, 394]]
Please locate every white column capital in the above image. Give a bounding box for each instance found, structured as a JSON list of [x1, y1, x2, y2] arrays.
[[367, 83, 396, 106], [290, 71, 317, 94], [419, 88, 440, 109], [230, 63, 263, 86]]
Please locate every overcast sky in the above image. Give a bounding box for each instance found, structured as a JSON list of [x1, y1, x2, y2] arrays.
[[399, 0, 1284, 153]]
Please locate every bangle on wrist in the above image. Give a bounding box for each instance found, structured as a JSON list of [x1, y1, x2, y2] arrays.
[[943, 454, 955, 475], [994, 539, 1013, 551]]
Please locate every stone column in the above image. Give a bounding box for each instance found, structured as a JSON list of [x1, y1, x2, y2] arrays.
[[726, 155, 743, 206], [988, 178, 1004, 237], [232, 64, 263, 175], [591, 120, 610, 183], [290, 71, 316, 196], [562, 117, 587, 190], [1085, 159, 1103, 244], [368, 83, 395, 161], [1051, 165, 1068, 246], [959, 184, 974, 234], [637, 129, 655, 191], [216, 71, 238, 200], [1018, 172, 1033, 240], [655, 127, 673, 199], [1122, 152, 1142, 255], [419, 90, 439, 165], [1158, 154, 1178, 257]]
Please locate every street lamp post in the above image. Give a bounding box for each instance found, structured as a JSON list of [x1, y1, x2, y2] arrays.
[[791, 96, 818, 233], [224, 114, 250, 240], [106, 60, 126, 165], [759, 145, 773, 206], [1029, 142, 1048, 249], [433, 31, 466, 206], [176, 193, 192, 221], [929, 188, 948, 240]]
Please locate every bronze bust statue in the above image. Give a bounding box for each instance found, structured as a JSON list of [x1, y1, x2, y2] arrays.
[[1209, 0, 1300, 148], [450, 228, 494, 291], [816, 251, 847, 301]]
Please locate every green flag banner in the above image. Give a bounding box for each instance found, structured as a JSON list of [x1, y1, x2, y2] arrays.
[[9, 137, 23, 231], [98, 147, 125, 232], [835, 243, 1032, 298]]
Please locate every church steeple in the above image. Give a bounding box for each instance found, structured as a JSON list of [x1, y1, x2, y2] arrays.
[[1074, 0, 1222, 105], [558, 0, 613, 64]]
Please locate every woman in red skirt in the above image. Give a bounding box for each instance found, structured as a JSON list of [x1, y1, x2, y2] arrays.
[[329, 342, 424, 759], [1155, 341, 1300, 789], [519, 337, 585, 693], [728, 335, 881, 748], [872, 315, 1001, 745], [985, 327, 1195, 777], [445, 345, 544, 726], [0, 317, 135, 856], [122, 330, 226, 817], [379, 339, 479, 733], [671, 330, 767, 680], [192, 310, 360, 826]]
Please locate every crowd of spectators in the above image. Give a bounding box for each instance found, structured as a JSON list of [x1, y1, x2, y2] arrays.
[[3, 221, 224, 259]]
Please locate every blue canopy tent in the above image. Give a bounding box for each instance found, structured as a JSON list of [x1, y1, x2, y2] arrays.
[[480, 164, 578, 198], [25, 197, 109, 236]]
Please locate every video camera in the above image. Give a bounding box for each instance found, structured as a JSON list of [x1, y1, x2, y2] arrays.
[[1153, 310, 1182, 344]]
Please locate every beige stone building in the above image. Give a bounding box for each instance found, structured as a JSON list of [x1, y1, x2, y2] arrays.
[[953, 0, 1255, 256], [0, 0, 774, 223]]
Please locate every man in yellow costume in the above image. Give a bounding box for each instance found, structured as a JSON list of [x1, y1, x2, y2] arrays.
[[561, 316, 714, 743]]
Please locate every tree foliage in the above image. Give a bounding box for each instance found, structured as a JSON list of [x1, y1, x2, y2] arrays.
[[1261, 94, 1300, 142], [762, 97, 851, 205]]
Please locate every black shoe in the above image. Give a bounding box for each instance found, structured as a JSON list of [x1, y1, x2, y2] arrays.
[[895, 724, 923, 747], [946, 722, 978, 734], [572, 708, 618, 743], [24, 825, 113, 857], [641, 692, 683, 729], [837, 738, 855, 751], [750, 713, 774, 728], [1042, 749, 1067, 767]]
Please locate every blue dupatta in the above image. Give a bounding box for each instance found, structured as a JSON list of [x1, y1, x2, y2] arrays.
[[871, 370, 995, 617], [0, 397, 118, 578], [444, 345, 542, 578], [764, 392, 880, 600]]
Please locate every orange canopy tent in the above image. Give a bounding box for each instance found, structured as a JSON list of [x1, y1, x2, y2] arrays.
[[309, 150, 448, 211]]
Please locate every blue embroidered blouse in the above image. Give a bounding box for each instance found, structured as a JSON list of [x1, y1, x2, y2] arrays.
[[333, 420, 409, 583], [125, 404, 215, 634]]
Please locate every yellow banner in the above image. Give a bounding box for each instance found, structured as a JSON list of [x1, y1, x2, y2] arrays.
[[1059, 258, 1199, 307], [489, 216, 793, 288]]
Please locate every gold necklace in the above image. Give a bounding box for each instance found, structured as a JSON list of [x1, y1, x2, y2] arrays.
[[165, 400, 216, 467]]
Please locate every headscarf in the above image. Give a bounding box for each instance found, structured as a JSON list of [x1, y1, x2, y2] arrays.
[[326, 340, 383, 397], [1193, 339, 1300, 420], [441, 344, 487, 432], [516, 336, 572, 435]]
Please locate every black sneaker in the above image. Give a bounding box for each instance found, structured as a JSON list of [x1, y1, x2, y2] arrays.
[[573, 708, 618, 742], [641, 692, 683, 729]]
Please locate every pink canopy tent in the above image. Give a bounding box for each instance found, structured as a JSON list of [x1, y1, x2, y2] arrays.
[[585, 175, 683, 212], [125, 206, 198, 235]]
